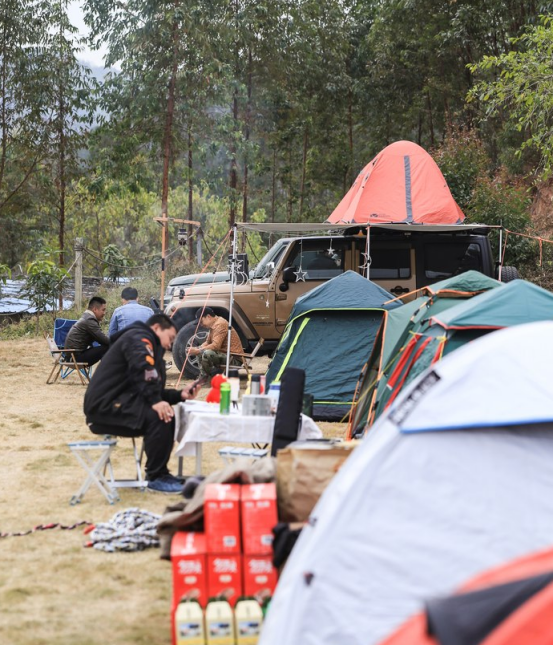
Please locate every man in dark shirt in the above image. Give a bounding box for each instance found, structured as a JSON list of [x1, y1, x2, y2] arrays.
[[64, 296, 110, 366], [84, 313, 199, 494]]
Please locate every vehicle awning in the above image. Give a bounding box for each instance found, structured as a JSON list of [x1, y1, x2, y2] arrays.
[[236, 222, 497, 234]]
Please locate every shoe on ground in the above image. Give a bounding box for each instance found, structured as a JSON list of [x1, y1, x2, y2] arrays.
[[147, 475, 183, 494]]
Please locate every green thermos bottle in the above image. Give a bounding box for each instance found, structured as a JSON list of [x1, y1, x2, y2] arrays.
[[220, 382, 231, 415]]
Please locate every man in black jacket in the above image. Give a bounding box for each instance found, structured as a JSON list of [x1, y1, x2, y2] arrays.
[[64, 296, 110, 366], [84, 313, 199, 494]]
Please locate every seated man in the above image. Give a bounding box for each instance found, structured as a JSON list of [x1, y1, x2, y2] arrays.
[[188, 307, 243, 377], [64, 296, 110, 367], [108, 286, 154, 337], [84, 313, 200, 494]]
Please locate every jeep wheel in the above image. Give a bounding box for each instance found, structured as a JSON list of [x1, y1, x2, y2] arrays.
[[500, 266, 519, 283], [173, 321, 209, 378]]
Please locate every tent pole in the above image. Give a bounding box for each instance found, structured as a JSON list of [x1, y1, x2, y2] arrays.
[[498, 226, 503, 280], [226, 224, 238, 377], [366, 226, 371, 280]]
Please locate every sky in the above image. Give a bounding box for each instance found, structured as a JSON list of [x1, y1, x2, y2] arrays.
[[67, 1, 108, 68]]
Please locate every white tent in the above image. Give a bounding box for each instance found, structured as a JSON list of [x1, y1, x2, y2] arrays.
[[260, 321, 553, 645]]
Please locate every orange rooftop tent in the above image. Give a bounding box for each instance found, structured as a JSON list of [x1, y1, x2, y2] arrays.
[[327, 140, 465, 225]]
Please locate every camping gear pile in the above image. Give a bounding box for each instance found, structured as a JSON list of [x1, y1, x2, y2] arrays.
[[258, 321, 553, 645], [170, 482, 279, 644]]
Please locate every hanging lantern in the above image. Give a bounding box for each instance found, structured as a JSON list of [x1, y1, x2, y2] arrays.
[[178, 228, 188, 246]]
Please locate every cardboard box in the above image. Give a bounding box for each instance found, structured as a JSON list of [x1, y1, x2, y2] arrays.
[[207, 554, 243, 607], [171, 532, 208, 609], [240, 483, 278, 555], [243, 555, 278, 600], [205, 484, 241, 554]]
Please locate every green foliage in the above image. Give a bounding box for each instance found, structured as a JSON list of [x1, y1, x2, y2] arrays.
[[0, 263, 11, 297], [432, 131, 490, 211], [466, 173, 533, 268], [23, 253, 70, 330], [468, 15, 553, 181], [0, 0, 550, 292], [102, 244, 128, 283]]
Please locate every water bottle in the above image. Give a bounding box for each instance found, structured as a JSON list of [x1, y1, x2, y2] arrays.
[[268, 382, 280, 415], [228, 368, 240, 406], [251, 374, 261, 395], [220, 382, 231, 415]]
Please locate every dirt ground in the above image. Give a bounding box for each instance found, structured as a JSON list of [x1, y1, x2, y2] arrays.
[[0, 338, 346, 645]]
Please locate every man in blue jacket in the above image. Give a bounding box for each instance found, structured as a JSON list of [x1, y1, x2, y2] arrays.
[[108, 286, 154, 337], [84, 313, 199, 494]]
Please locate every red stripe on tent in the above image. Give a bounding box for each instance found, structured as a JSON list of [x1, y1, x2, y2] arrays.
[[385, 336, 419, 390], [385, 337, 433, 411]]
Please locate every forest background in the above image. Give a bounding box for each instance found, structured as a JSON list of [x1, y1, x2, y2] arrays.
[[0, 0, 552, 303]]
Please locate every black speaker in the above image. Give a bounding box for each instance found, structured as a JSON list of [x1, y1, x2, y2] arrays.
[[271, 367, 305, 457]]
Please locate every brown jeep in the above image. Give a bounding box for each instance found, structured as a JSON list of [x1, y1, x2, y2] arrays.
[[165, 224, 515, 377]]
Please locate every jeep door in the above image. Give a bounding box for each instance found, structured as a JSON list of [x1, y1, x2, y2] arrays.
[[356, 239, 416, 298], [274, 238, 350, 333]]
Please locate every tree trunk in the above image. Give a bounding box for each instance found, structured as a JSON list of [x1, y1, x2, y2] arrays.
[[160, 14, 179, 301], [161, 22, 178, 219], [348, 85, 354, 185], [426, 90, 435, 146], [287, 143, 293, 223], [298, 127, 308, 221], [241, 47, 252, 251], [0, 21, 7, 191], [57, 20, 66, 311], [187, 124, 194, 262], [271, 148, 276, 223]]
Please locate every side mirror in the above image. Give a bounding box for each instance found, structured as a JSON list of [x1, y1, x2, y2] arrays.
[[279, 282, 289, 292], [149, 297, 162, 314], [179, 289, 185, 299], [282, 266, 297, 283]]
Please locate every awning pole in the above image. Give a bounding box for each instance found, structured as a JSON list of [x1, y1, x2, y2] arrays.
[[226, 223, 238, 377], [498, 226, 503, 280]]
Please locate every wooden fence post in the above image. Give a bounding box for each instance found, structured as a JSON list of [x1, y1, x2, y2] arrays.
[[74, 238, 84, 308]]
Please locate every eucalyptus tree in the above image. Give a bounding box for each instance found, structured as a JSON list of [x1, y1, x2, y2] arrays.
[[40, 0, 94, 302], [84, 0, 224, 280], [0, 0, 55, 265]]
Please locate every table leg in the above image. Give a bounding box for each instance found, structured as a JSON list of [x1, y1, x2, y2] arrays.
[[195, 443, 202, 476]]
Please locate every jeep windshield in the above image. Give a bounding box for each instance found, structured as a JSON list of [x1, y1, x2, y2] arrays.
[[252, 238, 289, 279]]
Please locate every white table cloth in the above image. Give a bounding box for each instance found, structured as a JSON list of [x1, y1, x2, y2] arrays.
[[174, 400, 322, 473]]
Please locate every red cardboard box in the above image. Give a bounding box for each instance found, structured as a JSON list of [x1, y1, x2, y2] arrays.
[[204, 484, 241, 553], [240, 483, 278, 555], [171, 532, 208, 609], [207, 554, 243, 607], [243, 555, 278, 600]]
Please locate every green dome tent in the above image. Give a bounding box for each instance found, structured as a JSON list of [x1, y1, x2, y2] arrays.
[[352, 279, 553, 435], [266, 270, 400, 421], [348, 270, 502, 437]]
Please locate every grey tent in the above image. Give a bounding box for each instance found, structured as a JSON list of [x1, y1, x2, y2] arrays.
[[266, 270, 399, 421]]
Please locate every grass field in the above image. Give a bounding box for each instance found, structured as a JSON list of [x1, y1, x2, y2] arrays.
[[0, 338, 346, 645]]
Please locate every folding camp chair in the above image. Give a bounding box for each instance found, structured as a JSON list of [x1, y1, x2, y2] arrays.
[[54, 318, 77, 349], [68, 436, 146, 505], [229, 338, 265, 374], [45, 334, 92, 385]]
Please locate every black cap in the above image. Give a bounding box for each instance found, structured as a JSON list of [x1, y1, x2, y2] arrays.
[[195, 306, 215, 320]]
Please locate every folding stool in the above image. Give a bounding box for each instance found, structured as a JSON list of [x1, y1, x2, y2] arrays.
[[68, 439, 120, 505], [68, 437, 146, 505]]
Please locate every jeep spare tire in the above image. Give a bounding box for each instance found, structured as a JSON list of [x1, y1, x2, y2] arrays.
[[172, 321, 209, 379], [500, 265, 519, 283]]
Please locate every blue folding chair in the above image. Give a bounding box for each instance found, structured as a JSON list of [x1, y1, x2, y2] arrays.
[[54, 318, 77, 349], [48, 319, 93, 384]]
